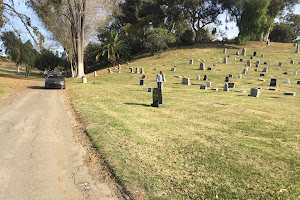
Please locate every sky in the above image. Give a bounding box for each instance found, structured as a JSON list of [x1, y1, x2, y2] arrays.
[[1, 1, 300, 55]]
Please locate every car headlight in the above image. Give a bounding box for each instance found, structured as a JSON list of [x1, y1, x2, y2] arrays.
[[60, 81, 65, 85]]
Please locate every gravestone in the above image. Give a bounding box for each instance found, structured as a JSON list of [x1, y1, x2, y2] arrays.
[[247, 60, 251, 66], [182, 78, 191, 85], [117, 70, 121, 73], [242, 48, 246, 56], [293, 43, 297, 47], [297, 80, 300, 85], [261, 54, 264, 58], [240, 59, 244, 62], [258, 79, 265, 81], [236, 90, 247, 93], [284, 92, 296, 96], [228, 83, 235, 88], [236, 51, 239, 55], [200, 63, 205, 70], [229, 74, 233, 78], [174, 75, 182, 78], [223, 57, 228, 64], [140, 79, 145, 86], [242, 68, 247, 74], [151, 88, 164, 107], [148, 87, 153, 92], [284, 72, 288, 75], [203, 75, 208, 81], [228, 55, 231, 58], [270, 79, 278, 87], [208, 67, 212, 70], [118, 64, 121, 69], [82, 76, 87, 83], [238, 74, 242, 79], [94, 71, 97, 76], [135, 68, 139, 73], [223, 83, 229, 91], [196, 59, 200, 61], [269, 88, 277, 91], [264, 62, 268, 65], [223, 48, 227, 54], [250, 56, 253, 59], [200, 85, 207, 90], [254, 69, 258, 72], [189, 59, 193, 64], [295, 43, 299, 54], [293, 71, 298, 76], [108, 68, 112, 73], [249, 88, 260, 97], [213, 64, 217, 67], [171, 68, 176, 71], [253, 52, 257, 56], [256, 61, 260, 65], [256, 64, 259, 68], [140, 68, 144, 74], [196, 75, 201, 80], [129, 67, 134, 73], [211, 88, 219, 91], [206, 81, 212, 87], [279, 62, 283, 67], [260, 73, 265, 76], [290, 60, 295, 64], [266, 39, 270, 45], [234, 57, 237, 61], [225, 76, 229, 82], [284, 79, 290, 84], [262, 67, 268, 72]]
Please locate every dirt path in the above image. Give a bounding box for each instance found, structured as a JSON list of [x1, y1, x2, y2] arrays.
[[0, 79, 126, 200]]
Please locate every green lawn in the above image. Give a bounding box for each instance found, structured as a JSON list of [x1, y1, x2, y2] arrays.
[[67, 41, 300, 199]]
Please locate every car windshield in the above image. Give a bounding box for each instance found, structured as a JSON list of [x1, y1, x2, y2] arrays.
[[48, 74, 63, 78]]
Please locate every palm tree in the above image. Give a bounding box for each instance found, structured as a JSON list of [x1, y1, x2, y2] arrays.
[[99, 30, 130, 66]]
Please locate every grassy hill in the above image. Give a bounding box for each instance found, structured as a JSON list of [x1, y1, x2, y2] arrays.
[[67, 41, 300, 199], [0, 61, 43, 98]]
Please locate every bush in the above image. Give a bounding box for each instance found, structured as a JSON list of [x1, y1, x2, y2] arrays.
[[269, 23, 297, 43], [180, 29, 195, 45], [145, 28, 176, 55]]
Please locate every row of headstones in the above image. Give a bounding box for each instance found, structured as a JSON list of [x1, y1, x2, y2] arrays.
[[108, 67, 145, 74]]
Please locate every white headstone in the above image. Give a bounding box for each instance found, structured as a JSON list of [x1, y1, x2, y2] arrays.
[[242, 48, 246, 56], [293, 71, 297, 76], [206, 81, 212, 87], [223, 48, 227, 54], [189, 59, 193, 64], [196, 75, 200, 80], [247, 60, 251, 66], [238, 74, 242, 79], [135, 68, 139, 73], [223, 57, 228, 64], [94, 71, 97, 76], [140, 68, 144, 74], [283, 79, 290, 84]]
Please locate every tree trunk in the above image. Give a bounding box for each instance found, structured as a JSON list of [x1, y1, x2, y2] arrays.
[[16, 64, 20, 73], [264, 26, 271, 42]]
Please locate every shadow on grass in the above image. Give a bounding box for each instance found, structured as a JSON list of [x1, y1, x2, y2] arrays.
[[124, 103, 151, 107]]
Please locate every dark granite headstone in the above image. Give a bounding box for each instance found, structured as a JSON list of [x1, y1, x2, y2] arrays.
[[200, 85, 207, 90], [253, 52, 257, 56], [225, 76, 229, 82], [151, 88, 164, 107], [229, 74, 233, 78], [228, 83, 235, 88], [260, 73, 265, 76], [207, 67, 212, 70], [270, 78, 278, 87], [240, 59, 243, 62], [249, 88, 260, 97], [284, 72, 288, 75], [297, 80, 300, 85], [264, 62, 268, 65], [203, 75, 208, 81], [140, 79, 145, 86]]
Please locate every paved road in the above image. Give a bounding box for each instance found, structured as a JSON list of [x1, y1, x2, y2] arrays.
[[0, 79, 120, 200]]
